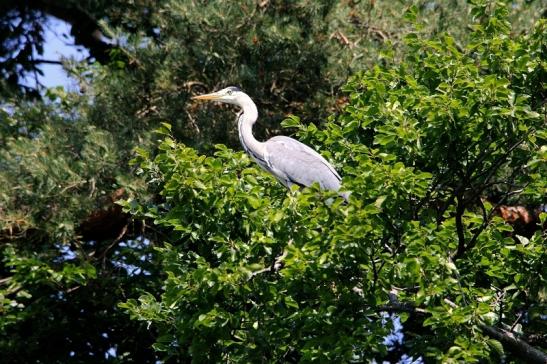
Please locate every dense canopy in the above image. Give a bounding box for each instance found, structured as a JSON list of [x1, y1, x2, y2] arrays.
[[0, 1, 545, 363]]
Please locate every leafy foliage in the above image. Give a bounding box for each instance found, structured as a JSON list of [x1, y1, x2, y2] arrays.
[[121, 5, 546, 362], [83, 0, 545, 151], [0, 1, 545, 363]]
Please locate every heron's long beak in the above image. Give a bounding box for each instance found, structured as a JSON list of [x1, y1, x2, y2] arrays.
[[191, 92, 222, 101]]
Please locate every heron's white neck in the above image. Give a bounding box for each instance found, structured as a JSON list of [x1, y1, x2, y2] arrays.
[[237, 95, 265, 160]]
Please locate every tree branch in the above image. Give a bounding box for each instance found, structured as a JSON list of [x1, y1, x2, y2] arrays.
[[383, 296, 547, 363], [469, 139, 526, 185], [28, 59, 64, 65], [250, 242, 290, 278], [453, 194, 467, 260], [28, 0, 116, 63], [478, 323, 547, 364]]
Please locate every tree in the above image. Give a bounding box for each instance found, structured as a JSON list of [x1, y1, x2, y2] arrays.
[[0, 0, 544, 363], [0, 0, 164, 96], [120, 4, 546, 363]]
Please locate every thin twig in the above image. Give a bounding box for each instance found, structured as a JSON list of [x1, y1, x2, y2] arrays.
[[100, 224, 129, 269], [250, 244, 289, 278], [453, 195, 467, 259]]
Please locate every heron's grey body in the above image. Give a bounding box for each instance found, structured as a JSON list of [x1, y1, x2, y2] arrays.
[[193, 87, 345, 198], [256, 135, 341, 190]]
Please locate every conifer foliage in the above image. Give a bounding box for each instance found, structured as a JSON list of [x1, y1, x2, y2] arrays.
[[0, 1, 545, 363]]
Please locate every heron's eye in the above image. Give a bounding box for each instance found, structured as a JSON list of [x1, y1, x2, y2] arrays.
[[227, 90, 233, 95]]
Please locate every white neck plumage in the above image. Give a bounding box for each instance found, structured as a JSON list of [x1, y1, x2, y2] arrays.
[[237, 94, 265, 160]]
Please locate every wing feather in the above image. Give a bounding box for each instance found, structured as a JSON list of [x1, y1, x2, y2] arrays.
[[263, 136, 341, 190]]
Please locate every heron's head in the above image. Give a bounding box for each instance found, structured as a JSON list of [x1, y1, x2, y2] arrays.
[[191, 86, 244, 106]]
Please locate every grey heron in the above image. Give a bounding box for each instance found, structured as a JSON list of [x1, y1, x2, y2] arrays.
[[192, 87, 347, 200]]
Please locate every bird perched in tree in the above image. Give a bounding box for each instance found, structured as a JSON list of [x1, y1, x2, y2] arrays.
[[192, 87, 347, 200]]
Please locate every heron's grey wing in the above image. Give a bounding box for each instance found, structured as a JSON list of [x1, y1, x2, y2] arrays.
[[263, 136, 342, 191]]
